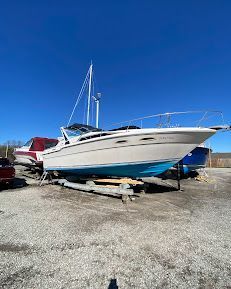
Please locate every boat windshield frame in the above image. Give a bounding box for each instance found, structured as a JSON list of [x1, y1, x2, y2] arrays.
[[23, 139, 33, 147], [64, 123, 102, 135]]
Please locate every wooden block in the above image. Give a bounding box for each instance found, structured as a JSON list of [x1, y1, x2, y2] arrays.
[[94, 178, 143, 185]]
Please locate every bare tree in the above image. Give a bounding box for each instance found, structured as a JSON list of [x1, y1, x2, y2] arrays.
[[0, 140, 23, 162]]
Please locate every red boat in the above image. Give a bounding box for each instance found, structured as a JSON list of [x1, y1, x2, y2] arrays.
[[14, 137, 58, 168]]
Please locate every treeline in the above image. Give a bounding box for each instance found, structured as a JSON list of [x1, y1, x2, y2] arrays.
[[209, 157, 231, 168], [0, 141, 24, 163]]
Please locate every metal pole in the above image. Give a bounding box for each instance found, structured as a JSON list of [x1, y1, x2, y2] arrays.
[[208, 142, 212, 168], [96, 100, 99, 128], [177, 162, 181, 190], [5, 143, 9, 158], [86, 63, 93, 125]]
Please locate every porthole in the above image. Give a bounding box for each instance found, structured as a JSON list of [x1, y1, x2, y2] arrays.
[[140, 137, 154, 141]]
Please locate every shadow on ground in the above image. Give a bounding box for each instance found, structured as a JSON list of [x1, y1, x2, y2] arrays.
[[108, 278, 118, 289], [0, 178, 27, 192], [146, 183, 179, 194], [133, 182, 179, 195]]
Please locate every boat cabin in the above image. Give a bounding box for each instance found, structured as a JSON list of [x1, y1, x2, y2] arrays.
[[23, 137, 58, 151]]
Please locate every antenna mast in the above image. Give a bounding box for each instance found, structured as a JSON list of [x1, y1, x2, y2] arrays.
[[86, 63, 93, 125], [93, 92, 101, 128]]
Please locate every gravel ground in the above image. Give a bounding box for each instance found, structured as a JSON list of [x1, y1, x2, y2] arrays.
[[0, 168, 231, 289]]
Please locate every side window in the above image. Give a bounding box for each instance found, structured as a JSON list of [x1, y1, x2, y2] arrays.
[[79, 133, 109, 141], [45, 141, 58, 149], [30, 140, 35, 150]]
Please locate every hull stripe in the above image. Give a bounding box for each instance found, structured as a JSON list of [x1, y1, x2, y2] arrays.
[[46, 159, 179, 178]]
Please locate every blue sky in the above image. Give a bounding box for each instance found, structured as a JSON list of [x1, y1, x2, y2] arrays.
[[0, 0, 230, 151]]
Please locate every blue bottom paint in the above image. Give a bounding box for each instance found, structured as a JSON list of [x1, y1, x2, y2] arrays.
[[181, 147, 210, 174], [47, 160, 177, 178]]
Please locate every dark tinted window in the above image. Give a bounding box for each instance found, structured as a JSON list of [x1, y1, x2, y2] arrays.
[[79, 133, 109, 141], [45, 141, 58, 149], [30, 140, 35, 150]]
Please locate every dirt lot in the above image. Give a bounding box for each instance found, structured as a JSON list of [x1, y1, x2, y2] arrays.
[[0, 168, 231, 289]]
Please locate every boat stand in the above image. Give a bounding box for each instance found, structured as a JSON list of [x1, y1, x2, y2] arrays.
[[155, 161, 183, 191], [56, 178, 144, 203], [39, 169, 182, 202], [39, 171, 53, 186], [39, 173, 145, 202], [177, 162, 181, 191], [18, 167, 42, 180]]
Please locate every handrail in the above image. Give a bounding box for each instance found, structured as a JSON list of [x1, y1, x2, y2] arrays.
[[111, 110, 223, 126]]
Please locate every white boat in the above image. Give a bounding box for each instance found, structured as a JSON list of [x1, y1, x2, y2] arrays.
[[42, 124, 215, 177], [42, 64, 217, 178], [14, 137, 58, 168]]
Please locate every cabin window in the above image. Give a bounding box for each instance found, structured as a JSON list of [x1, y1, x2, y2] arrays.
[[79, 133, 109, 141], [45, 141, 58, 149], [116, 140, 127, 144], [30, 140, 35, 150]]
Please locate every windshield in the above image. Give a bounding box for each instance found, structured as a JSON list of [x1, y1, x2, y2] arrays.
[[23, 139, 33, 147], [65, 130, 82, 138]]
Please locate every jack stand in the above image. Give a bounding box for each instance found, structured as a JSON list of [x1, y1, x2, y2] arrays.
[[39, 171, 52, 186], [140, 183, 149, 195], [177, 161, 183, 191], [199, 168, 208, 177]]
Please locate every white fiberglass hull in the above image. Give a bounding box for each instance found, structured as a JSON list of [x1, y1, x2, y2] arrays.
[[14, 154, 35, 166], [43, 128, 215, 178], [14, 149, 43, 167]]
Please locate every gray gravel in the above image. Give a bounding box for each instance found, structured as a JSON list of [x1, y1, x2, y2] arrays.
[[0, 168, 231, 288]]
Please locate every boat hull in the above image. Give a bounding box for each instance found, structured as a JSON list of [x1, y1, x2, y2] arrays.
[[181, 146, 210, 174], [14, 151, 42, 168], [48, 160, 177, 178], [43, 128, 215, 178]]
